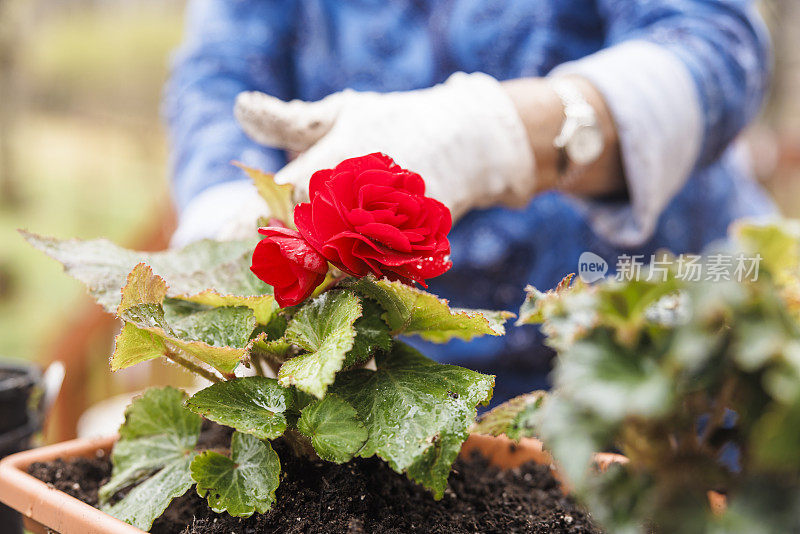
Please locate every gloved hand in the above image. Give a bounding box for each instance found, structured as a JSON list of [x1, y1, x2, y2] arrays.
[[233, 72, 536, 225]]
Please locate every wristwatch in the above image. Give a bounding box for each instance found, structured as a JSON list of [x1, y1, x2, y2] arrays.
[[549, 78, 604, 182]]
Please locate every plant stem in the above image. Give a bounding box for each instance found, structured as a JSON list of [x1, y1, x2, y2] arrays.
[[283, 429, 319, 460], [266, 359, 282, 377], [700, 376, 735, 446], [251, 353, 266, 376], [250, 345, 290, 376], [330, 272, 349, 286], [164, 346, 222, 383], [310, 270, 350, 298]]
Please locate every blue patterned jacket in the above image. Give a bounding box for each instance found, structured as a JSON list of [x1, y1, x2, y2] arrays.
[[165, 0, 775, 404]]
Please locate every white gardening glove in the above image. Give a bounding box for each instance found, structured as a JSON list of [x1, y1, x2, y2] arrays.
[[171, 179, 275, 247], [234, 72, 536, 222]]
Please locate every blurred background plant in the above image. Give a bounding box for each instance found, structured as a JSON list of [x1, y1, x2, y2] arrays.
[[509, 221, 800, 533], [1, 0, 800, 441]]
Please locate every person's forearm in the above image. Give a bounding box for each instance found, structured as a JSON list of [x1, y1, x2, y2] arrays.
[[502, 76, 625, 198]]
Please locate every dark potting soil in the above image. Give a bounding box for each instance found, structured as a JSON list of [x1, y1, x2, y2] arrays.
[[28, 451, 112, 506], [29, 426, 601, 534]]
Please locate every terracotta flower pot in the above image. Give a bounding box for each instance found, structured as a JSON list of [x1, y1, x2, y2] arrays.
[[0, 435, 134, 534], [0, 434, 624, 534]]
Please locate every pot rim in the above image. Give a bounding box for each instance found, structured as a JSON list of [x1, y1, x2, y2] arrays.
[[0, 418, 39, 456], [0, 359, 41, 395]]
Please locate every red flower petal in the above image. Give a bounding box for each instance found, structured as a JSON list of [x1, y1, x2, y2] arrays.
[[290, 153, 452, 287], [308, 168, 333, 200], [353, 222, 412, 253]]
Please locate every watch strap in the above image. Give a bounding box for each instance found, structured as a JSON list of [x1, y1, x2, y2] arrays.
[[549, 78, 603, 187], [550, 78, 596, 147]]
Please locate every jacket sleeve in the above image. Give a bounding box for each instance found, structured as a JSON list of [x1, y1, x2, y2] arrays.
[[551, 0, 771, 246], [164, 0, 294, 242]]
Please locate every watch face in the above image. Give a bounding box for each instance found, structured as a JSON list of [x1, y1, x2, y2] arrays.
[[567, 124, 604, 166]]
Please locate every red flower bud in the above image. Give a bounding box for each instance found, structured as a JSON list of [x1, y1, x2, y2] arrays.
[[250, 227, 328, 307]]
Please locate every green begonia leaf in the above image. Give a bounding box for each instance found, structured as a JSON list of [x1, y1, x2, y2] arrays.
[[331, 342, 494, 498], [297, 394, 368, 463], [191, 431, 281, 517], [164, 301, 256, 349], [107, 457, 196, 532], [246, 332, 292, 365], [262, 313, 288, 340], [516, 274, 577, 326], [21, 231, 275, 323], [278, 291, 361, 398], [403, 431, 463, 499], [186, 377, 294, 440], [734, 220, 800, 321], [111, 323, 168, 371], [733, 220, 800, 282], [111, 264, 254, 374], [472, 391, 547, 440], [100, 387, 201, 531], [245, 315, 292, 365], [344, 298, 393, 368], [554, 329, 673, 423], [352, 277, 512, 342], [234, 162, 295, 228], [174, 290, 275, 325]]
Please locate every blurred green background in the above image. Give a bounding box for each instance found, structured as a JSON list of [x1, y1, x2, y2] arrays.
[[1, 0, 800, 438], [0, 0, 179, 361]]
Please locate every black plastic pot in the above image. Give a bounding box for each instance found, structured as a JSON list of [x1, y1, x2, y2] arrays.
[[0, 360, 43, 534]]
